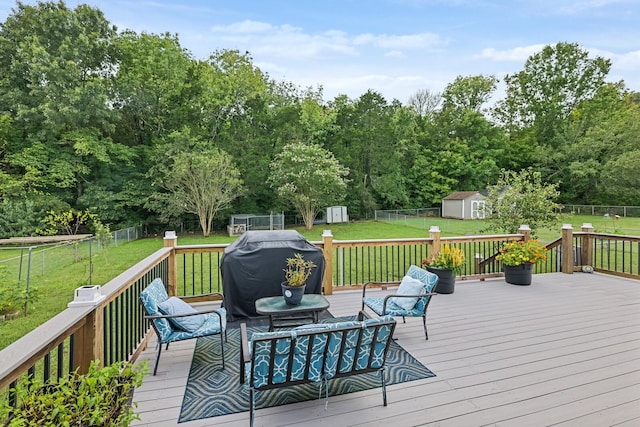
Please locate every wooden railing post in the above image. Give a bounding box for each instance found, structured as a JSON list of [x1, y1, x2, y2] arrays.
[[73, 306, 104, 374], [474, 253, 484, 275], [164, 231, 178, 296], [581, 222, 594, 267], [322, 230, 333, 295], [561, 224, 574, 274], [429, 226, 441, 257], [518, 224, 531, 241]]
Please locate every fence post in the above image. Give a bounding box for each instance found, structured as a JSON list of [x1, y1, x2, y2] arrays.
[[474, 253, 484, 275], [164, 231, 178, 296], [322, 230, 333, 295], [429, 226, 441, 257], [561, 224, 574, 274], [518, 224, 531, 241], [581, 222, 594, 267], [73, 306, 104, 373]]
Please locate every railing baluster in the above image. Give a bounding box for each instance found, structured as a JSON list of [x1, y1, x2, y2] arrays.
[[69, 334, 75, 374], [43, 353, 51, 382], [57, 342, 64, 379]]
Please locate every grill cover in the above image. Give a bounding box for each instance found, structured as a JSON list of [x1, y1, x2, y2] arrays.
[[220, 230, 325, 321]]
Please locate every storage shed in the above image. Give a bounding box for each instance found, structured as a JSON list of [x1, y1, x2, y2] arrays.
[[326, 206, 348, 223], [442, 191, 486, 220]]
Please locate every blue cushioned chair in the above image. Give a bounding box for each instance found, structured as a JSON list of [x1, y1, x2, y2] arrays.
[[361, 265, 438, 340], [240, 313, 396, 427], [140, 278, 227, 375]]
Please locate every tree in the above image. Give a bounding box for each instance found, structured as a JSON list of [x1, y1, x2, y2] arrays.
[[268, 142, 349, 230], [197, 49, 267, 142], [37, 208, 98, 236], [545, 82, 639, 203], [112, 31, 194, 146], [599, 150, 640, 205], [329, 91, 406, 216], [485, 168, 562, 237], [441, 75, 498, 113], [156, 138, 244, 237], [408, 88, 441, 118], [0, 1, 133, 211], [493, 43, 611, 146]]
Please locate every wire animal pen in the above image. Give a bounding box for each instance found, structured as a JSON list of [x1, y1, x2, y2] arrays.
[[227, 213, 285, 236]]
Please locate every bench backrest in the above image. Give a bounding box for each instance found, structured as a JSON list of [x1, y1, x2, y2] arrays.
[[248, 315, 396, 390]]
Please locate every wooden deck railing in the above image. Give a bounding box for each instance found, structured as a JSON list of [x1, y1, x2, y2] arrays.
[[2, 224, 638, 411]]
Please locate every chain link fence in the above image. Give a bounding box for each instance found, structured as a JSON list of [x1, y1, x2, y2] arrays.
[[375, 208, 442, 230], [0, 227, 142, 314], [559, 205, 640, 217]]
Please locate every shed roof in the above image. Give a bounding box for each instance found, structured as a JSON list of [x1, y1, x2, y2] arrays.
[[443, 191, 481, 200]]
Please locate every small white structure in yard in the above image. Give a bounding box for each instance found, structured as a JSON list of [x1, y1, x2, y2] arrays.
[[326, 206, 349, 223], [227, 213, 285, 236], [442, 191, 486, 220]]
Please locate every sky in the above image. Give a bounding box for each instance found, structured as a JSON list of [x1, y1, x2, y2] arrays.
[[1, 0, 639, 103]]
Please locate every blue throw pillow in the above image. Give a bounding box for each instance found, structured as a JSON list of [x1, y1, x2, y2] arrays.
[[389, 275, 425, 310], [157, 297, 205, 332]]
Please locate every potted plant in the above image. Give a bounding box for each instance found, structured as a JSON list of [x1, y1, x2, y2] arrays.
[[0, 360, 146, 426], [282, 253, 316, 305], [422, 244, 465, 294], [496, 239, 547, 285]]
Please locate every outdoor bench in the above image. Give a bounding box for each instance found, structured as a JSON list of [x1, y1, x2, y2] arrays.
[[239, 312, 396, 427]]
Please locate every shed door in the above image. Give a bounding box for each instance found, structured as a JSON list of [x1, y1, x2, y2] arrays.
[[471, 200, 485, 219]]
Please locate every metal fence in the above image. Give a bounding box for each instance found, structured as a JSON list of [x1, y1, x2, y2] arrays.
[[375, 208, 442, 230], [112, 226, 141, 246], [0, 227, 143, 307], [559, 205, 640, 217]]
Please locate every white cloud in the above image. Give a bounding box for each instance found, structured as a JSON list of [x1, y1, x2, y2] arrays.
[[591, 49, 640, 70], [208, 20, 445, 62], [385, 50, 406, 58], [476, 45, 546, 62], [353, 32, 444, 50], [556, 0, 633, 15], [211, 20, 276, 34]]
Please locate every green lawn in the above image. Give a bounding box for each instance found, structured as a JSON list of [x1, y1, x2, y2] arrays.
[[2, 214, 639, 349]]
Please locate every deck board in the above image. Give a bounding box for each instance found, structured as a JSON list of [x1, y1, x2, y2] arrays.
[[131, 272, 640, 426]]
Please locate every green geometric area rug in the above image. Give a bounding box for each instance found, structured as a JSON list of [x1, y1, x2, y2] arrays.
[[178, 316, 436, 423]]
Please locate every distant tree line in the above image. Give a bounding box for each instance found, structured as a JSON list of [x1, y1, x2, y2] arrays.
[[0, 1, 638, 237]]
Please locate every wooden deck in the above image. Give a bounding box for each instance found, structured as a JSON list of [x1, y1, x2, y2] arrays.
[[131, 273, 640, 426]]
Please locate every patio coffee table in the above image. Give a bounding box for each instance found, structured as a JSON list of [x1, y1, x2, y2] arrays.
[[255, 294, 330, 331]]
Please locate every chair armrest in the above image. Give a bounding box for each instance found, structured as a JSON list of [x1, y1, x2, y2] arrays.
[[240, 323, 250, 384], [357, 310, 370, 321], [144, 307, 224, 320], [362, 281, 401, 308], [381, 292, 436, 312], [179, 292, 224, 303]]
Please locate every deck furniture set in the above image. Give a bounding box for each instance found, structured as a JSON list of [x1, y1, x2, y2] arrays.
[[139, 265, 438, 424]]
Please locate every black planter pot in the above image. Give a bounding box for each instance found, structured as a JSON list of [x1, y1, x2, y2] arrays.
[[281, 282, 306, 305], [504, 263, 533, 286], [425, 266, 456, 294]]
